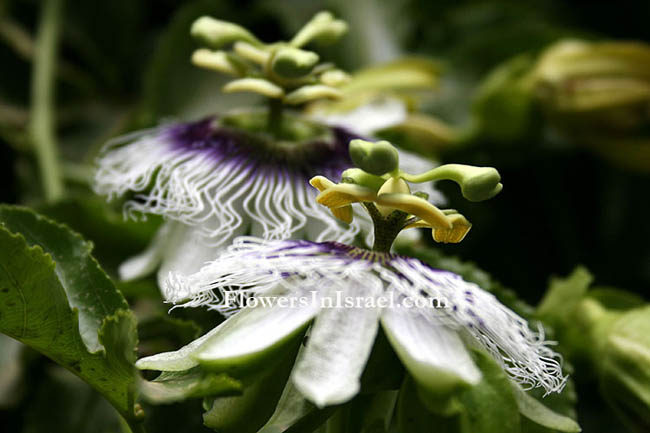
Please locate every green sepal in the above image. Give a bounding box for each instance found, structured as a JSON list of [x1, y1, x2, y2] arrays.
[[191, 16, 260, 49], [140, 368, 242, 405], [537, 266, 593, 329], [396, 375, 461, 433], [202, 337, 301, 433], [511, 385, 581, 432], [359, 328, 404, 393], [258, 380, 334, 433], [271, 46, 319, 79]]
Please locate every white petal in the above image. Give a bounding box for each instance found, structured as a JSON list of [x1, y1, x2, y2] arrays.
[[381, 303, 481, 394], [191, 302, 319, 371], [156, 221, 232, 293], [310, 98, 407, 136], [292, 282, 382, 407], [135, 324, 222, 371], [118, 222, 173, 281], [381, 258, 567, 394]]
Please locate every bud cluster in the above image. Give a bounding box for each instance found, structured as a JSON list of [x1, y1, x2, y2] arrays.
[[190, 11, 350, 106]]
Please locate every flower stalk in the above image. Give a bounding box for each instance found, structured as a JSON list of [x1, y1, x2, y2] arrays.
[[267, 97, 284, 138], [190, 11, 350, 137], [30, 0, 65, 202]]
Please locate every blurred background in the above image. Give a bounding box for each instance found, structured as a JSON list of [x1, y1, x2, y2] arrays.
[[1, 0, 649, 431]]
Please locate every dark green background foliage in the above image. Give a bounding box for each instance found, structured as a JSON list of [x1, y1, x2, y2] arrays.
[[0, 0, 649, 432]]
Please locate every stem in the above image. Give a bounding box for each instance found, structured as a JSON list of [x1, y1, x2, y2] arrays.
[[267, 97, 283, 138], [30, 0, 65, 202], [399, 164, 467, 184], [363, 203, 408, 253]]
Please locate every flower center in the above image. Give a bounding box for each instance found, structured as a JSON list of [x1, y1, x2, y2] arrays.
[[168, 113, 362, 178], [317, 241, 395, 264]]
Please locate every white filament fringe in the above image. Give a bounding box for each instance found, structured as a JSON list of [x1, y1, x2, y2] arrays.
[[164, 237, 567, 395], [94, 126, 374, 248]]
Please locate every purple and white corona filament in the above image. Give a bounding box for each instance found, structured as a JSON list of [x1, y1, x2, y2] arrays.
[[94, 116, 443, 286], [139, 237, 567, 408]]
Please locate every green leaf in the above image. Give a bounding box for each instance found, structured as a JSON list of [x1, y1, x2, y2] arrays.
[[23, 367, 123, 433], [0, 205, 141, 427], [37, 196, 162, 274]]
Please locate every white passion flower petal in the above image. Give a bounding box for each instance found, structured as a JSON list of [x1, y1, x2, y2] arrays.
[[135, 323, 222, 371], [191, 301, 319, 375], [163, 238, 568, 396], [119, 220, 224, 290], [309, 97, 408, 137], [163, 237, 373, 315], [118, 221, 174, 281], [382, 257, 568, 395], [291, 278, 383, 407], [381, 303, 481, 395]]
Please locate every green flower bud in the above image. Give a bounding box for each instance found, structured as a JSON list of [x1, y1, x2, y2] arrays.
[[471, 55, 537, 143], [271, 47, 319, 78], [598, 305, 650, 431], [283, 85, 341, 105], [530, 40, 650, 132], [191, 16, 260, 49], [223, 78, 284, 99], [320, 69, 351, 87], [349, 139, 399, 176], [191, 49, 240, 75], [290, 11, 348, 48], [571, 300, 650, 432], [538, 268, 650, 432]]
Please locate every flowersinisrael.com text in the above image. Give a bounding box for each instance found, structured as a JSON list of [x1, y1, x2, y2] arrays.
[[223, 290, 449, 310]]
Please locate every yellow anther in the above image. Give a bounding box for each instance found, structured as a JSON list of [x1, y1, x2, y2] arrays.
[[310, 176, 373, 223], [316, 183, 377, 208], [309, 175, 335, 192], [432, 213, 472, 243], [374, 194, 452, 230], [310, 174, 474, 244], [330, 204, 353, 224]]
